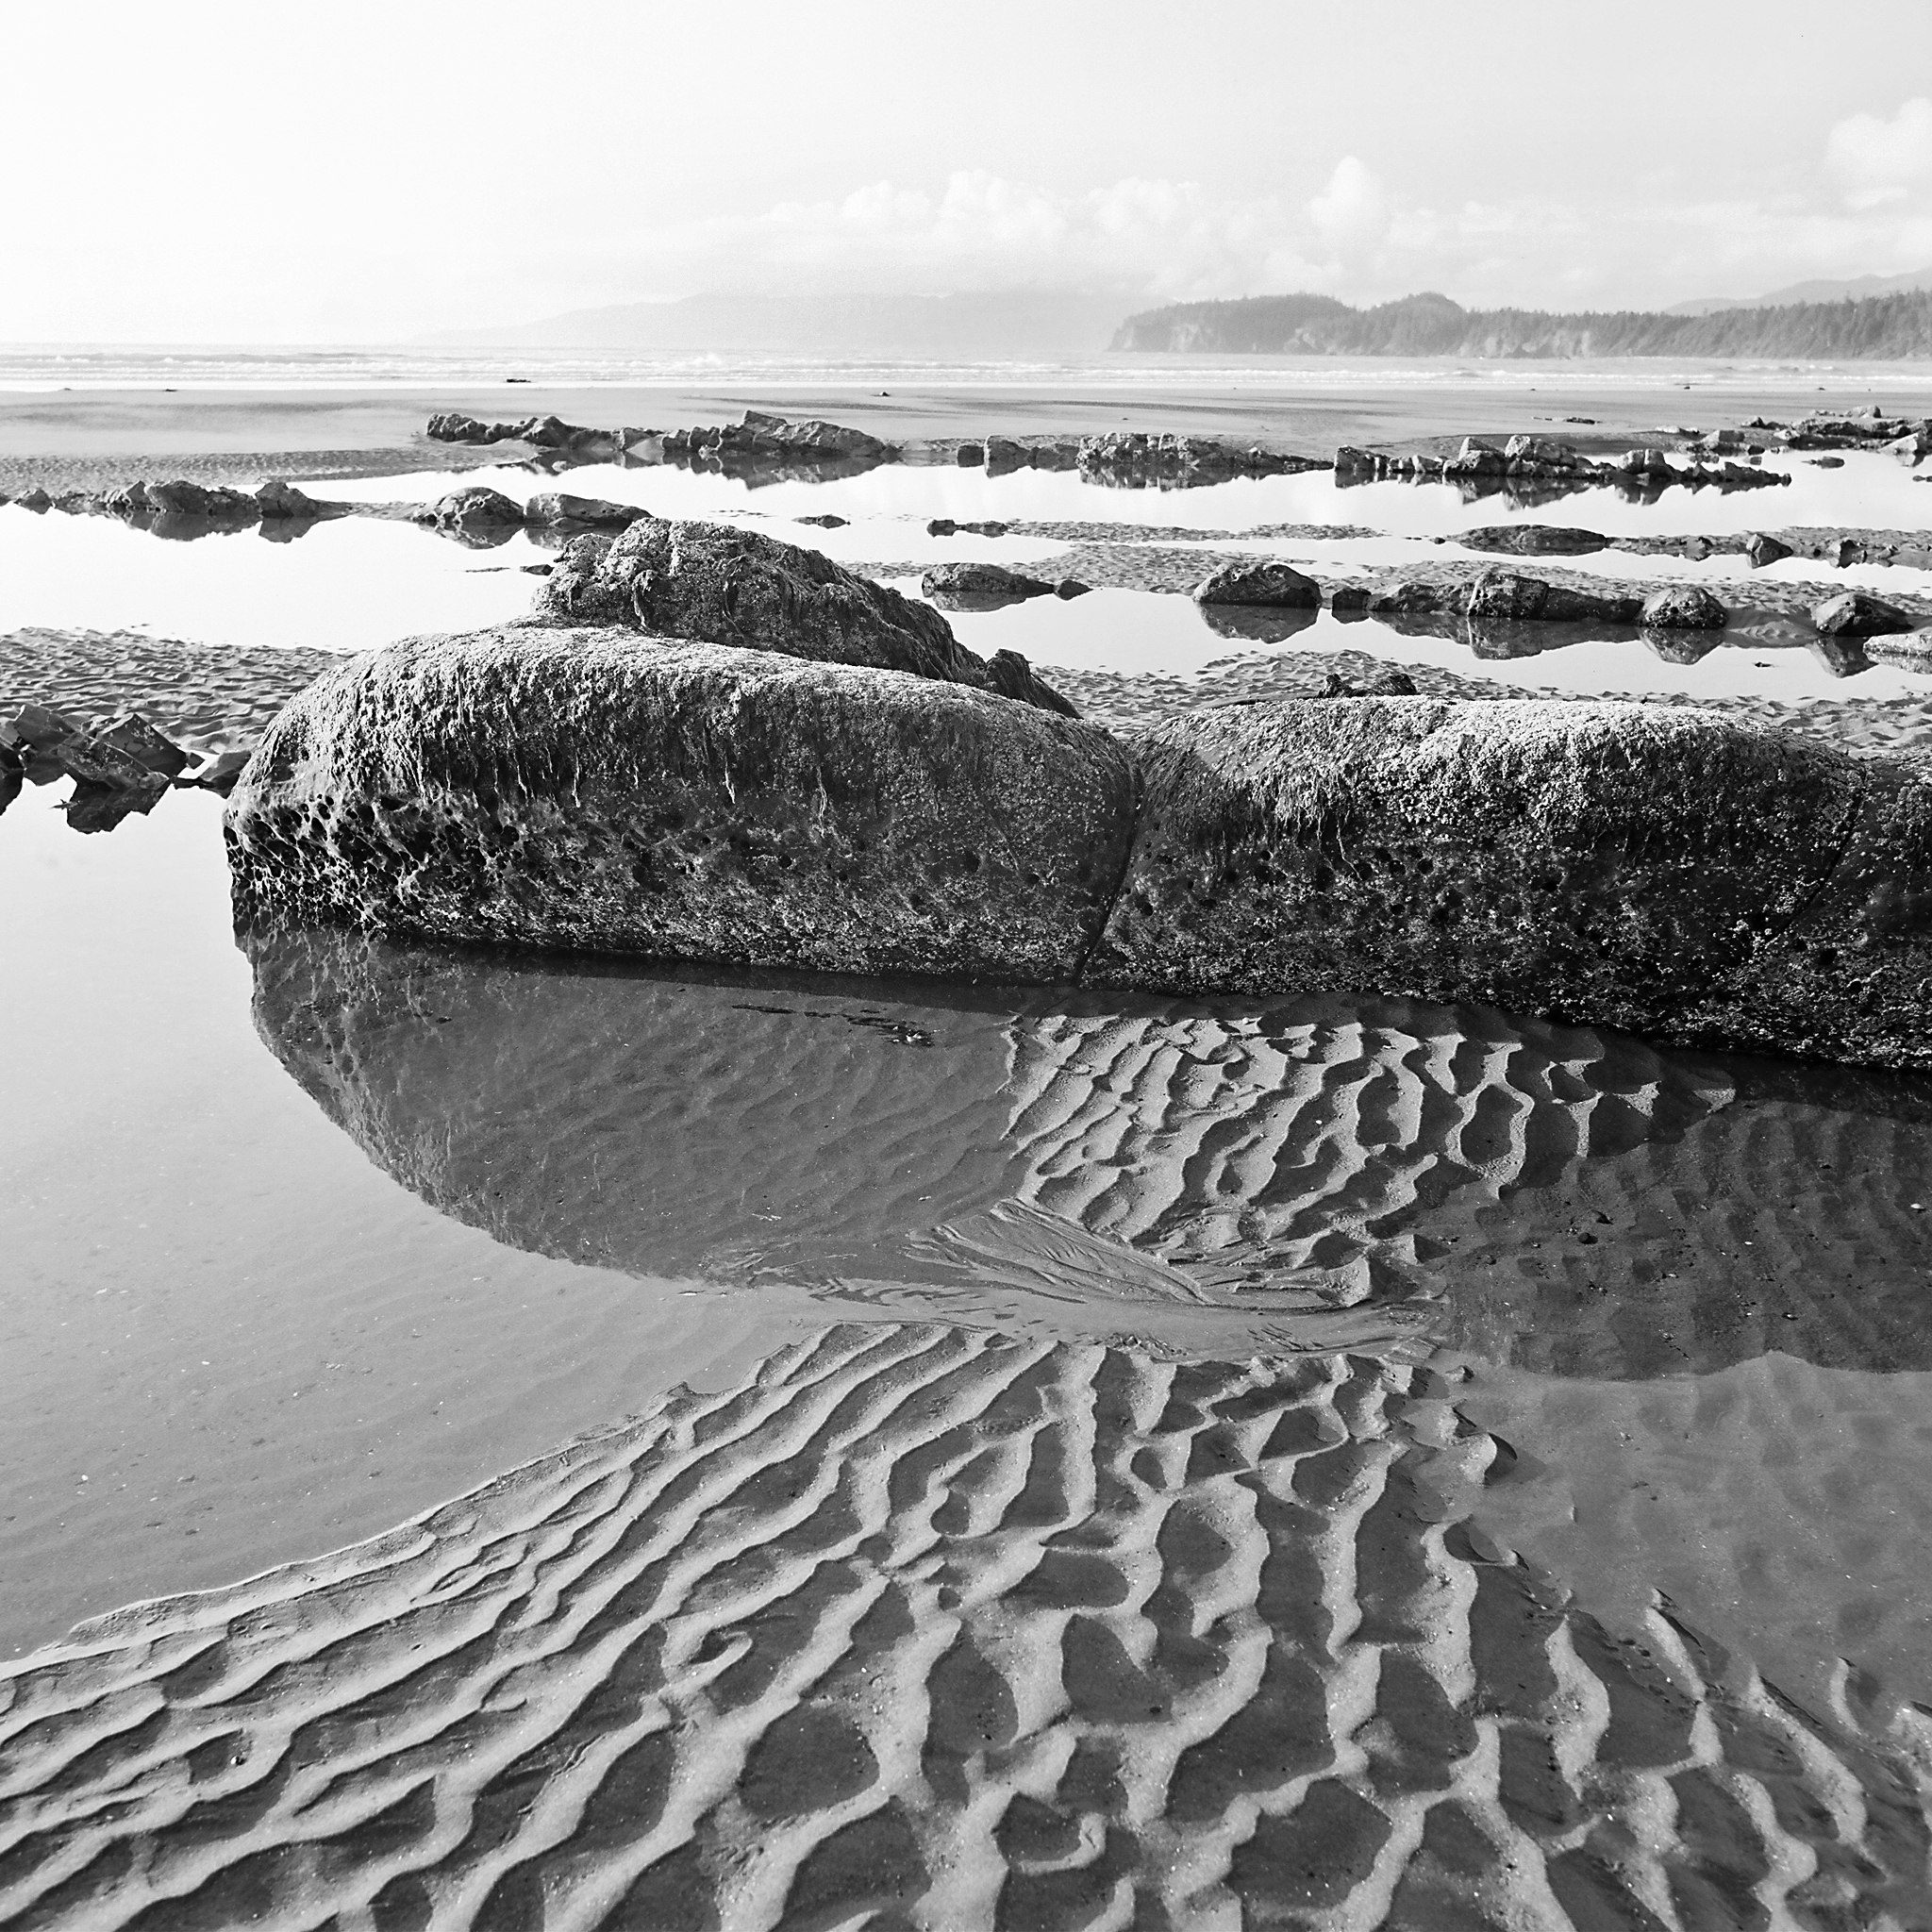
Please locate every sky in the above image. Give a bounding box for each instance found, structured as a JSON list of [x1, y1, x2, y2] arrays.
[[5, 0, 1932, 341]]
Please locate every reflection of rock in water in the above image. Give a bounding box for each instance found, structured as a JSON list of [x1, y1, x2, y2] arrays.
[[243, 924, 1932, 1375], [1195, 602, 1320, 645], [2, 1324, 1924, 1928]]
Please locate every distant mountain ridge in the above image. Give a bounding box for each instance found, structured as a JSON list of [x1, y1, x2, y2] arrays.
[[1666, 266, 1932, 316], [1112, 288, 1932, 358], [427, 291, 1127, 359]]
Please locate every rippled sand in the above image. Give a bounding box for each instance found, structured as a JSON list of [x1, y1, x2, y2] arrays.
[[4, 1324, 1927, 1929]]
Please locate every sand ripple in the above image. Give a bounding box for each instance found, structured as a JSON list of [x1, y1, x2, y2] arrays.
[[2, 1324, 1925, 1929], [246, 927, 1932, 1376]]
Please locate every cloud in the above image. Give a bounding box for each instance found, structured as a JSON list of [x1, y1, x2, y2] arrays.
[[1825, 97, 1932, 208], [1307, 158, 1391, 252]]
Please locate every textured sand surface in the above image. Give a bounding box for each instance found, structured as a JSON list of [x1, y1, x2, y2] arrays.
[[3, 1324, 1926, 1930], [244, 927, 1932, 1377]]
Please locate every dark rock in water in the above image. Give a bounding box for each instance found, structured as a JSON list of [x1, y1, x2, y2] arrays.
[[98, 711, 189, 779], [1055, 578, 1091, 600], [1812, 590, 1916, 637], [1445, 437, 1507, 476], [1198, 603, 1320, 645], [1812, 635, 1874, 679], [421, 486, 525, 534], [64, 780, 163, 834], [524, 492, 649, 529], [1646, 629, 1723, 666], [5, 701, 85, 756], [1193, 559, 1322, 608], [225, 632, 1137, 981], [1867, 627, 1932, 670], [1329, 585, 1371, 618], [921, 561, 1056, 606], [1466, 571, 1641, 625], [984, 649, 1079, 718], [13, 488, 50, 512], [733, 409, 891, 461], [956, 441, 985, 466], [793, 514, 849, 528], [1640, 585, 1727, 630], [1810, 456, 1846, 469], [1746, 532, 1792, 569], [926, 518, 958, 536], [1084, 696, 1932, 1070], [983, 435, 1028, 477], [1459, 525, 1607, 557], [52, 730, 173, 804]]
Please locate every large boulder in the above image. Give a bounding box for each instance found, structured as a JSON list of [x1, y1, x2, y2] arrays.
[[535, 518, 1069, 706], [1192, 559, 1322, 608], [225, 631, 1137, 981], [1083, 696, 1932, 1069]]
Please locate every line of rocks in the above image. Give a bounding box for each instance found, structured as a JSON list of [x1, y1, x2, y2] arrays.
[[3, 703, 248, 832], [1337, 434, 1790, 494], [224, 519, 1932, 1072]]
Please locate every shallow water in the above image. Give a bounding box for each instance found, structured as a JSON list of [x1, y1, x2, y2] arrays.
[[8, 446, 1929, 707], [7, 774, 1932, 1921]]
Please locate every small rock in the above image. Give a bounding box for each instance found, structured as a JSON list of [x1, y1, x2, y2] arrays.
[[422, 486, 525, 532], [921, 561, 1056, 604], [6, 702, 85, 754], [1329, 585, 1371, 617], [524, 492, 649, 529], [1055, 579, 1092, 600], [1812, 590, 1918, 637], [255, 478, 328, 519], [793, 514, 849, 528], [1745, 533, 1792, 569], [1810, 456, 1845, 468], [52, 731, 173, 796], [956, 442, 986, 467], [97, 711, 190, 778], [1320, 668, 1419, 697], [1192, 559, 1322, 608], [926, 518, 958, 537], [1640, 586, 1727, 631], [13, 488, 50, 512]]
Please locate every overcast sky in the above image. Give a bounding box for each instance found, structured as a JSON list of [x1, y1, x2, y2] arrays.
[[7, 0, 1932, 341]]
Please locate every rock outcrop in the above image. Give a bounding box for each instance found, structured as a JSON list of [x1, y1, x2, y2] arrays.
[[535, 519, 1074, 710], [225, 633, 1137, 980], [1459, 525, 1607, 556], [523, 492, 649, 529], [1074, 432, 1327, 486], [1193, 559, 1323, 608], [1868, 628, 1932, 669], [1084, 697, 1930, 1069], [1466, 571, 1642, 625], [416, 486, 525, 536], [425, 413, 620, 455]]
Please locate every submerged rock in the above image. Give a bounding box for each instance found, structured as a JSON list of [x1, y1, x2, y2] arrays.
[[1084, 697, 1932, 1070], [1192, 559, 1322, 608], [1812, 590, 1917, 637], [225, 632, 1137, 981]]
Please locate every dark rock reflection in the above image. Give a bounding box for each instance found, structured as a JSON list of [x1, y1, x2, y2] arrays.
[[242, 922, 1932, 1379]]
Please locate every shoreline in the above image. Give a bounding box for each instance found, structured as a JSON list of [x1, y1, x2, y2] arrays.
[[6, 375, 1932, 493]]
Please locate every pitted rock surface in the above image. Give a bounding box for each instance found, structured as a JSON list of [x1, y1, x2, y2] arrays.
[[535, 518, 1074, 714], [1085, 695, 1932, 1068], [225, 630, 1137, 980]]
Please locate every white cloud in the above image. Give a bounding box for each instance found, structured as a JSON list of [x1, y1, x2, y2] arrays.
[[1307, 158, 1391, 252], [1825, 97, 1932, 208]]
